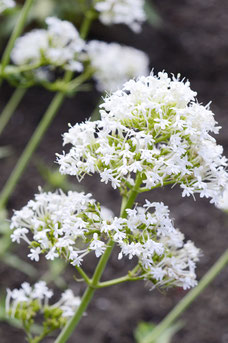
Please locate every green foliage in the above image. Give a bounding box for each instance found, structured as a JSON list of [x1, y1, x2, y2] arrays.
[[134, 320, 183, 343], [0, 146, 13, 159]]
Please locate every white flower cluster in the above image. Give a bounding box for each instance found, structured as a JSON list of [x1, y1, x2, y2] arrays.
[[94, 0, 146, 32], [10, 190, 111, 265], [11, 17, 84, 72], [0, 0, 15, 13], [10, 190, 199, 290], [86, 40, 149, 92], [6, 281, 80, 319], [58, 72, 227, 204], [10, 16, 149, 90]]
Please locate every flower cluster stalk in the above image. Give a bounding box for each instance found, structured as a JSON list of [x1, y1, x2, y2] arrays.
[[141, 249, 228, 343], [0, 87, 27, 136], [54, 180, 142, 343]]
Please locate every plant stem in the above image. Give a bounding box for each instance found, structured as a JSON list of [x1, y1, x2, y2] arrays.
[[0, 91, 65, 209], [54, 285, 95, 343], [54, 240, 115, 343], [97, 274, 143, 288], [0, 0, 35, 78], [75, 266, 91, 284], [54, 177, 143, 343], [121, 174, 142, 218], [141, 248, 228, 343], [80, 10, 97, 39], [0, 87, 26, 136]]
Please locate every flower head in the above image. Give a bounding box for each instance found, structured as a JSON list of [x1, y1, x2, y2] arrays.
[[11, 17, 84, 72], [6, 281, 80, 335], [94, 0, 146, 32], [10, 190, 112, 266], [58, 71, 227, 204], [86, 40, 149, 92]]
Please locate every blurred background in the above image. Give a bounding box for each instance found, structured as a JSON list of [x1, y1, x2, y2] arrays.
[[0, 0, 228, 342]]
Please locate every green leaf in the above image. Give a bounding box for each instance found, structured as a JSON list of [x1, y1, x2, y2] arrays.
[[134, 320, 183, 343], [0, 146, 13, 159]]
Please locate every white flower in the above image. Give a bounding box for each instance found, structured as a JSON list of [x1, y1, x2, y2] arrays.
[[89, 233, 106, 257], [11, 17, 84, 72], [10, 187, 199, 290], [28, 247, 42, 262], [94, 0, 146, 32], [86, 40, 149, 91], [58, 71, 228, 205], [0, 0, 15, 13]]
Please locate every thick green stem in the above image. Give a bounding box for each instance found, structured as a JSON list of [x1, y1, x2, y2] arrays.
[[1, 0, 35, 77], [54, 286, 95, 343], [121, 174, 142, 218], [0, 87, 26, 136], [55, 240, 115, 343], [141, 249, 228, 343]]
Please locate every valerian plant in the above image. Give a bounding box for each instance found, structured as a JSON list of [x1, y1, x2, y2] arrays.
[[8, 71, 228, 342], [2, 0, 228, 342]]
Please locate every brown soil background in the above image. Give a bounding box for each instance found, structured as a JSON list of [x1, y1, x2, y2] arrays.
[[1, 0, 228, 342]]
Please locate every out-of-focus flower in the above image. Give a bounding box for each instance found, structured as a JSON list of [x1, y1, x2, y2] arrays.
[[94, 0, 146, 32], [11, 17, 85, 72], [0, 0, 15, 13], [86, 40, 149, 92]]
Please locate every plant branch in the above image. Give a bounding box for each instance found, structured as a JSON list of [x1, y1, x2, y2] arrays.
[[75, 266, 91, 285], [97, 274, 144, 288], [0, 87, 26, 136]]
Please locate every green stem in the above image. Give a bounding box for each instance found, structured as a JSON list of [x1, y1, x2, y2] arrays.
[[1, 0, 35, 77], [0, 91, 65, 209], [79, 10, 97, 39], [97, 274, 144, 288], [54, 240, 115, 343], [55, 177, 142, 343], [75, 266, 91, 284], [0, 87, 26, 136], [141, 249, 228, 343], [54, 285, 95, 343], [121, 174, 142, 218], [139, 180, 176, 193]]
